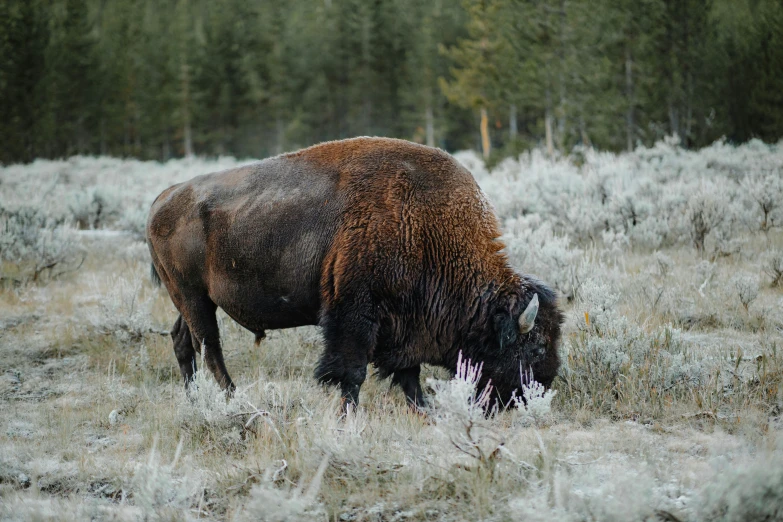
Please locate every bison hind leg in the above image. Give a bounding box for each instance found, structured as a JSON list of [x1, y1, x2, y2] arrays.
[[171, 314, 197, 385], [390, 366, 427, 410]]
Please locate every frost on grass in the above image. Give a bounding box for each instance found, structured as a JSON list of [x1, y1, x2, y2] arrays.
[[237, 456, 329, 522], [131, 437, 201, 521], [698, 450, 783, 522], [87, 273, 157, 341], [176, 364, 275, 451]]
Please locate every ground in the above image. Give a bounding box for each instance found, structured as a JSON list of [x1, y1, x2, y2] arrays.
[[1, 140, 782, 521]]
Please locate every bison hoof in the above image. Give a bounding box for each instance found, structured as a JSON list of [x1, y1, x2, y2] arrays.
[[340, 382, 361, 407]]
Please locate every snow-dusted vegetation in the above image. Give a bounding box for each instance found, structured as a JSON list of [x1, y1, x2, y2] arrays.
[[1, 139, 782, 520]]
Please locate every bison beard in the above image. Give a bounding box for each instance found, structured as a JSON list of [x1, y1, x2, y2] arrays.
[[146, 137, 563, 410]]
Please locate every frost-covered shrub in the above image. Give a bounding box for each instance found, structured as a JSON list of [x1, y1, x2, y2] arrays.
[[88, 274, 156, 341], [131, 438, 201, 520], [0, 205, 84, 283], [653, 252, 674, 278], [698, 452, 783, 522], [560, 278, 706, 416], [68, 187, 123, 229], [504, 216, 584, 300], [178, 365, 247, 429], [118, 205, 149, 240], [742, 171, 783, 234], [511, 374, 556, 427], [426, 352, 502, 474], [685, 182, 730, 254], [731, 273, 759, 312], [237, 457, 329, 522], [764, 250, 783, 287]]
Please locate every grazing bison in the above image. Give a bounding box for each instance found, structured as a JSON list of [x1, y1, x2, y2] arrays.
[[147, 137, 563, 408]]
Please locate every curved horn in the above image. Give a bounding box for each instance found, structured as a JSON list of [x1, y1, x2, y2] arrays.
[[518, 293, 539, 334]]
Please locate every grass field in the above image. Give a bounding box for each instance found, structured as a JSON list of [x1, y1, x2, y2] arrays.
[[1, 139, 782, 521]]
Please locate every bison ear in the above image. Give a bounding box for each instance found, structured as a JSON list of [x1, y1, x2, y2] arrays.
[[493, 312, 518, 347]]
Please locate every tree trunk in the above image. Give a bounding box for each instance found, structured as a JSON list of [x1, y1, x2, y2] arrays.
[[579, 116, 591, 148], [134, 106, 142, 155], [625, 45, 635, 152], [181, 61, 193, 158], [557, 0, 567, 150], [685, 69, 693, 147], [480, 107, 490, 160], [425, 104, 435, 147], [545, 87, 554, 157], [100, 117, 106, 156], [275, 116, 284, 155], [509, 104, 517, 141]]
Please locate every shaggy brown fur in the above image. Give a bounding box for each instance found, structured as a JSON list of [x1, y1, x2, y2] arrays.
[[147, 137, 563, 407]]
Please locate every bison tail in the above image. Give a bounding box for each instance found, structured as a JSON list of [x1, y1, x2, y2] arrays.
[[150, 263, 162, 287]]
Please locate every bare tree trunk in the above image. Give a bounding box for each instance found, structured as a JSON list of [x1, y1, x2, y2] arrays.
[[480, 108, 490, 160], [669, 103, 679, 140], [181, 61, 194, 158], [361, 7, 372, 135], [625, 45, 635, 152], [685, 69, 693, 146], [557, 0, 567, 150], [162, 130, 171, 161], [579, 116, 591, 148], [134, 106, 142, 155], [509, 104, 517, 141], [275, 116, 284, 155], [100, 117, 106, 156], [425, 104, 435, 147], [545, 87, 554, 157]]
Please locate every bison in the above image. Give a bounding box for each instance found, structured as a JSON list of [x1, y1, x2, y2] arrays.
[[147, 137, 563, 409]]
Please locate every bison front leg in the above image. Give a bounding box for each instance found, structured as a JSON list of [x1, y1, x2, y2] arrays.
[[391, 366, 428, 410], [316, 304, 378, 410]]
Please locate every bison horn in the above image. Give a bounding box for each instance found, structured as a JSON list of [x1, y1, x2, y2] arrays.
[[518, 293, 539, 334]]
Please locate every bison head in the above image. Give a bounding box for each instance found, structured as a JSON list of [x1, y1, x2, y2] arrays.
[[475, 277, 563, 408]]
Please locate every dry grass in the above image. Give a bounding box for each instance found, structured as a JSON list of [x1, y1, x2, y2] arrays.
[[1, 143, 782, 521]]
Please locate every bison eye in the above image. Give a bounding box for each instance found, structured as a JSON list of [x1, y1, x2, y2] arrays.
[[492, 313, 518, 346]]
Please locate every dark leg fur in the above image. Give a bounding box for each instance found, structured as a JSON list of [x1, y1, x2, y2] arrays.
[[180, 297, 235, 393], [316, 302, 377, 409], [391, 366, 427, 409], [171, 314, 197, 385]]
